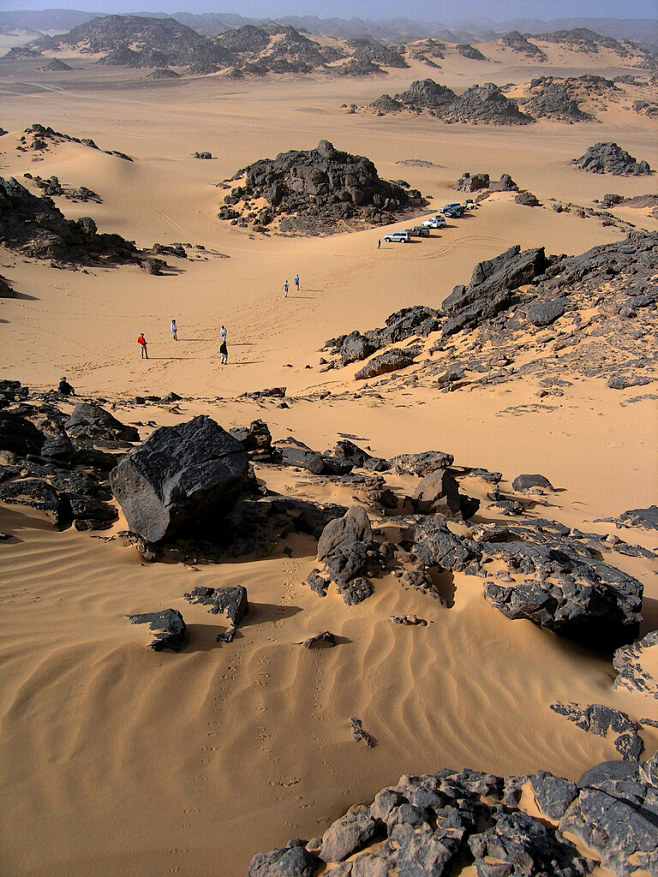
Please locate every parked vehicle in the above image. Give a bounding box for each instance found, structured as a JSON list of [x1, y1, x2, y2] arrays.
[[406, 225, 430, 237], [383, 231, 410, 243], [442, 205, 464, 218], [421, 216, 446, 229]]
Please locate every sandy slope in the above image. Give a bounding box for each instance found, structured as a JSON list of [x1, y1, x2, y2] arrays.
[[0, 52, 657, 877]]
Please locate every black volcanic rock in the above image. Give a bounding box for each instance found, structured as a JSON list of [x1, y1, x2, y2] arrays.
[[573, 142, 652, 175], [109, 416, 249, 544], [0, 176, 162, 268], [448, 82, 533, 125], [220, 139, 427, 233], [128, 608, 186, 651], [524, 78, 593, 121], [347, 37, 408, 69], [354, 348, 416, 380], [456, 43, 487, 60], [550, 702, 643, 760], [41, 59, 73, 71], [501, 31, 547, 60], [393, 78, 456, 113]]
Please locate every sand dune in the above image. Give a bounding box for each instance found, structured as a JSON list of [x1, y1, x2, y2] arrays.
[[0, 44, 656, 877]]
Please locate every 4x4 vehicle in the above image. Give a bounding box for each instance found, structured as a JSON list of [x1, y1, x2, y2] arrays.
[[383, 231, 410, 243], [406, 226, 430, 237], [421, 216, 446, 229], [439, 202, 465, 218]]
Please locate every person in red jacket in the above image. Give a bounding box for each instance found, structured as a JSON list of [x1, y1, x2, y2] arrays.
[[137, 332, 148, 359]]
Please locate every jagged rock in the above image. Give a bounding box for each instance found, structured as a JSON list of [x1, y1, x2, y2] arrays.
[[390, 451, 454, 476], [447, 82, 532, 125], [316, 803, 378, 862], [311, 506, 379, 603], [392, 78, 457, 113], [456, 172, 490, 192], [550, 702, 643, 759], [230, 419, 277, 462], [607, 374, 653, 390], [0, 176, 157, 268], [573, 142, 652, 175], [338, 331, 378, 365], [412, 516, 477, 571], [616, 505, 658, 530], [516, 190, 541, 206], [247, 839, 318, 877], [219, 140, 427, 234], [109, 416, 249, 543], [530, 771, 578, 820], [511, 473, 555, 492], [502, 31, 547, 61], [276, 438, 352, 476], [560, 754, 658, 877], [184, 584, 248, 641], [523, 78, 593, 121], [354, 349, 416, 380], [441, 245, 549, 337], [469, 810, 591, 876], [612, 631, 658, 699], [127, 608, 186, 651], [333, 439, 388, 471], [0, 411, 44, 456], [302, 631, 337, 649], [0, 477, 71, 529], [349, 718, 376, 749], [412, 469, 463, 516], [66, 402, 140, 444]]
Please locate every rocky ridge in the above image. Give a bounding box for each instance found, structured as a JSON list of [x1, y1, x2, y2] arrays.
[[573, 142, 653, 175], [247, 752, 658, 877], [218, 139, 427, 234], [320, 231, 658, 399]]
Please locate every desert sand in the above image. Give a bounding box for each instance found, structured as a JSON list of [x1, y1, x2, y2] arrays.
[[0, 43, 657, 877]]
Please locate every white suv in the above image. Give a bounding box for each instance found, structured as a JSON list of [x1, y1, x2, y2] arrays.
[[421, 216, 446, 229], [384, 231, 410, 243]]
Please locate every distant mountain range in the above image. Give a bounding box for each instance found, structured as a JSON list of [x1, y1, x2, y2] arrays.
[[0, 10, 656, 49]]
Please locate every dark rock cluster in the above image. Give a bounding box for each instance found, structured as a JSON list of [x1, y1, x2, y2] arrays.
[[247, 752, 658, 877], [218, 139, 427, 233], [0, 176, 166, 271], [550, 702, 643, 760], [0, 383, 133, 531], [573, 142, 652, 175], [17, 122, 133, 162], [370, 78, 533, 125], [501, 30, 548, 60], [320, 232, 657, 397]]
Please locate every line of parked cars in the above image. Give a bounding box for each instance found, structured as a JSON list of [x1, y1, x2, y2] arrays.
[[383, 202, 469, 243]]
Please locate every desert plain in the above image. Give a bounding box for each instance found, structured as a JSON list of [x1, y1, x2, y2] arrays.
[[0, 27, 657, 877]]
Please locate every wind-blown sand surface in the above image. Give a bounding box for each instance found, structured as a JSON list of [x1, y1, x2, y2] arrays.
[[1, 50, 657, 876]]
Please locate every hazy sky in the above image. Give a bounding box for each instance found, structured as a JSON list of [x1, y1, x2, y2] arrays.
[[6, 0, 657, 21]]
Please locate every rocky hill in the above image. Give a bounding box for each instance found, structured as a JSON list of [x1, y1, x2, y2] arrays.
[[0, 176, 168, 272], [218, 139, 427, 234], [573, 142, 653, 175], [369, 79, 532, 125], [501, 30, 548, 61]]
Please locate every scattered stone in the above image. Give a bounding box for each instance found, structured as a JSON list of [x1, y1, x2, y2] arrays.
[[350, 718, 376, 748], [127, 608, 186, 651], [612, 631, 658, 699], [614, 505, 658, 530], [354, 348, 416, 380], [550, 701, 643, 760], [301, 631, 337, 649], [511, 473, 555, 492], [390, 614, 428, 626]]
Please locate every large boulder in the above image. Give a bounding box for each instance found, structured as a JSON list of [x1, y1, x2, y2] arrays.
[[109, 415, 248, 543], [573, 142, 652, 175], [66, 402, 140, 444]]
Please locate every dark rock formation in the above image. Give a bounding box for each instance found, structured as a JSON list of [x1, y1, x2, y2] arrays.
[[333, 439, 388, 472], [42, 58, 73, 71], [516, 190, 541, 206], [615, 506, 658, 530], [456, 171, 490, 192], [390, 451, 454, 476], [127, 608, 186, 651], [613, 631, 658, 699], [66, 402, 139, 445], [550, 702, 643, 760], [573, 142, 652, 175], [250, 754, 658, 877], [275, 437, 352, 476], [522, 77, 594, 121], [501, 31, 547, 61], [230, 419, 278, 462], [412, 469, 464, 516], [109, 416, 249, 544], [219, 140, 427, 233], [0, 477, 71, 529], [184, 584, 248, 642], [354, 348, 416, 380], [441, 245, 549, 337], [0, 176, 165, 269], [457, 43, 487, 61], [371, 79, 532, 125], [302, 631, 336, 649], [347, 37, 408, 69], [148, 68, 180, 79], [511, 473, 555, 492]]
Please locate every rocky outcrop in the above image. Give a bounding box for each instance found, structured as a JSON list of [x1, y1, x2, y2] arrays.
[[457, 171, 519, 193], [109, 416, 249, 544], [457, 43, 486, 60], [275, 437, 352, 476], [184, 585, 249, 642], [219, 140, 427, 233], [249, 754, 658, 877], [0, 176, 166, 270], [441, 245, 549, 337], [346, 37, 408, 69], [354, 348, 417, 380], [573, 142, 652, 175], [612, 631, 658, 698], [550, 702, 643, 760], [127, 608, 186, 651], [370, 79, 532, 125], [501, 31, 547, 60]]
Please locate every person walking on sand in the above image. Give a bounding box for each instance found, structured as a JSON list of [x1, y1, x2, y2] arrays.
[[138, 332, 148, 359], [220, 324, 227, 343], [294, 274, 300, 291], [170, 319, 178, 340], [220, 338, 228, 365], [377, 238, 381, 249], [283, 280, 289, 297]]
